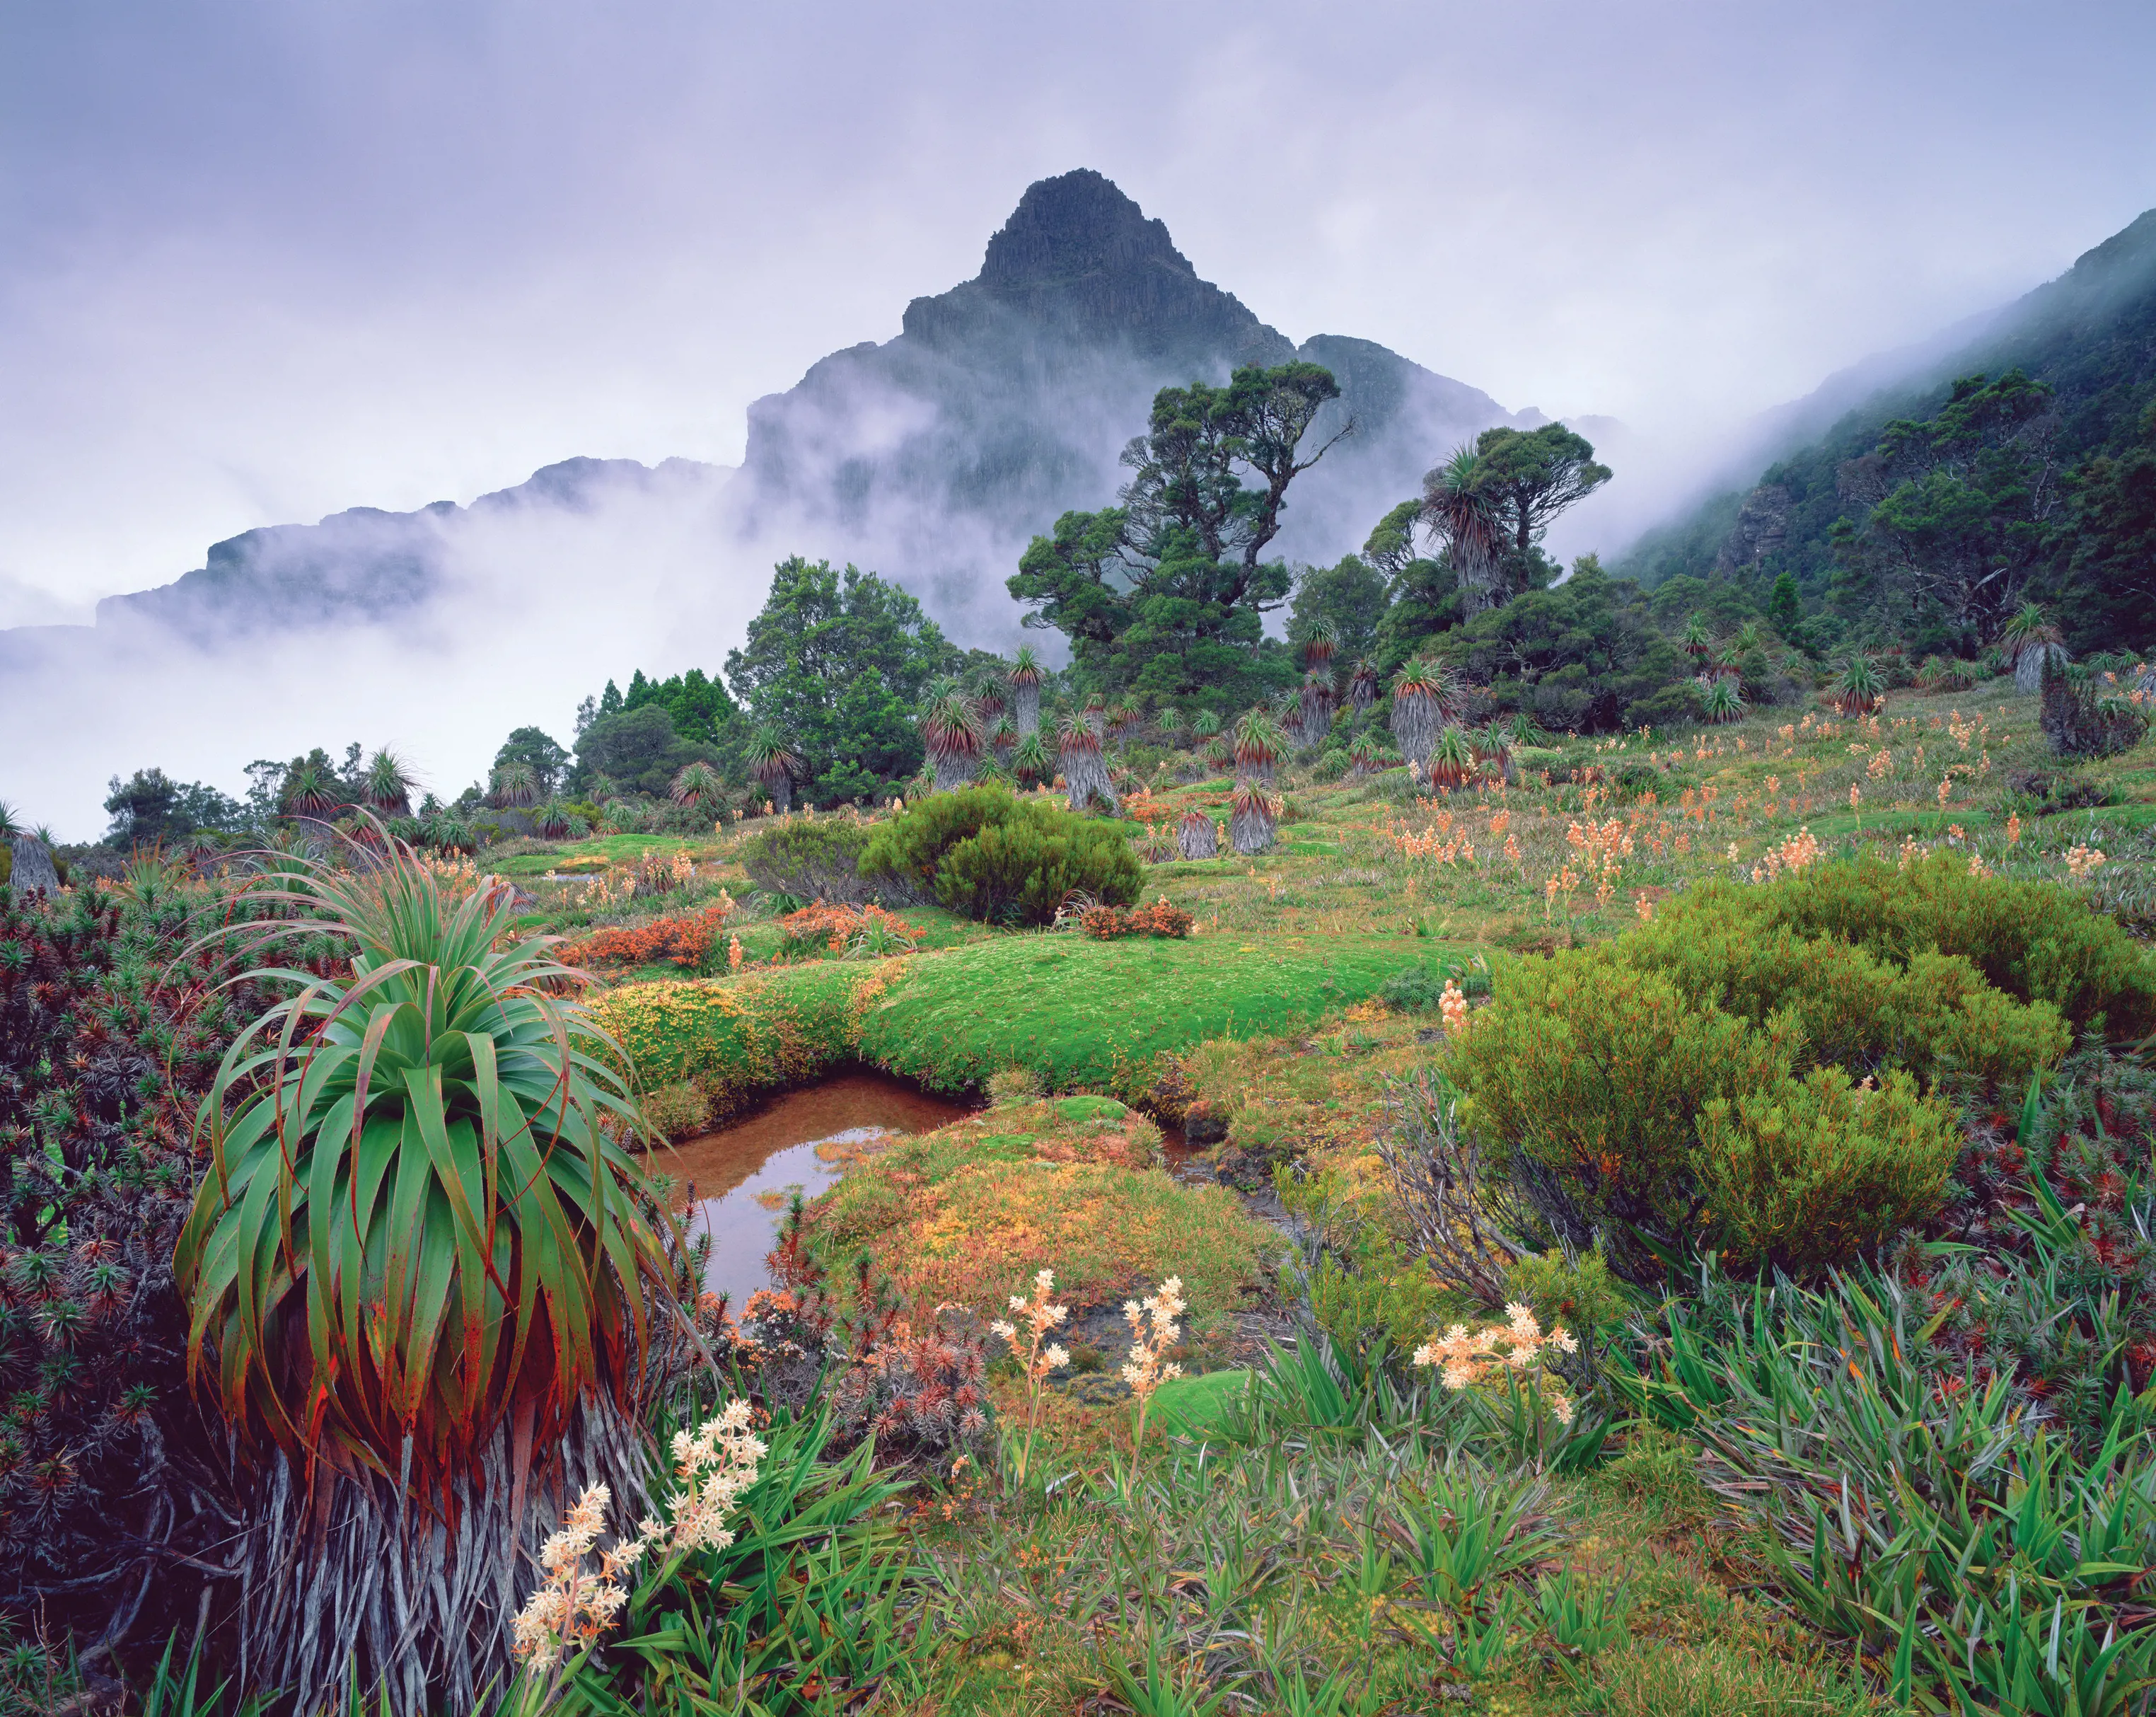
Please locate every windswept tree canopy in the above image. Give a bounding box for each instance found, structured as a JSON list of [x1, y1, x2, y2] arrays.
[[1008, 362, 1350, 706], [724, 557, 950, 803]]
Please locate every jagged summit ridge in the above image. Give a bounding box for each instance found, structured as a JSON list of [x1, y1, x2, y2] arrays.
[[900, 170, 1287, 364]]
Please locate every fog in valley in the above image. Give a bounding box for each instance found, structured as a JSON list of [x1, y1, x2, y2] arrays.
[[6, 0, 2155, 837]]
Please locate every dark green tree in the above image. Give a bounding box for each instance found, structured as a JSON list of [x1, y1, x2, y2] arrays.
[[1447, 424, 1612, 601], [2045, 395, 2156, 654], [1288, 555, 1389, 664], [574, 705, 715, 797], [1007, 362, 1349, 705], [724, 557, 953, 804], [1432, 556, 1689, 734], [1831, 371, 2062, 649], [491, 727, 572, 796], [621, 667, 739, 741], [1765, 571, 1816, 655], [101, 768, 244, 849]]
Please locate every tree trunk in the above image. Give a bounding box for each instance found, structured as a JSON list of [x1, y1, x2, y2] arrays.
[[1060, 746, 1118, 813], [931, 751, 977, 793], [1390, 691, 1437, 773], [1176, 814, 1217, 860], [1014, 683, 1041, 736], [1229, 802, 1276, 855], [219, 1392, 651, 1716]]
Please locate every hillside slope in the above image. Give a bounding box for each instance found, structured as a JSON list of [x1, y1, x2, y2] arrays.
[[1621, 208, 2156, 652]]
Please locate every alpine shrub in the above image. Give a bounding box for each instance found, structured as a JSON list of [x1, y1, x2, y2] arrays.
[[861, 785, 1140, 926], [1621, 896, 2069, 1090], [737, 814, 881, 904], [1079, 898, 1195, 940], [1692, 1067, 1958, 1271], [1717, 852, 2156, 1036], [1447, 949, 1802, 1270]]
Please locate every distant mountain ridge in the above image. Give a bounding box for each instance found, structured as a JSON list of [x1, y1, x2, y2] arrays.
[[11, 168, 1541, 650], [1618, 207, 2156, 621], [86, 456, 730, 643], [734, 169, 1531, 596]]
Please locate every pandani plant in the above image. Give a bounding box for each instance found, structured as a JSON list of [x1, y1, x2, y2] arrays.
[[359, 748, 418, 816], [1007, 645, 1044, 736], [1347, 658, 1379, 712], [1832, 653, 1886, 717], [1228, 782, 1281, 855], [1056, 710, 1119, 812], [1301, 616, 1338, 672], [1681, 612, 1713, 666], [746, 724, 800, 814], [530, 796, 584, 839], [920, 685, 985, 792], [1296, 671, 1336, 749], [1420, 444, 1503, 608], [489, 760, 540, 809], [1191, 709, 1222, 739], [174, 826, 679, 1714], [279, 759, 345, 821], [1010, 729, 1053, 789], [1389, 659, 1454, 773], [2000, 599, 2066, 692], [1176, 806, 1219, 859], [1427, 723, 1477, 789], [1231, 708, 1288, 783], [1700, 676, 1747, 724], [668, 759, 724, 811]]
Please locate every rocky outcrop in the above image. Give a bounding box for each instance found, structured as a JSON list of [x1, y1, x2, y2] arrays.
[[1713, 483, 1792, 574]]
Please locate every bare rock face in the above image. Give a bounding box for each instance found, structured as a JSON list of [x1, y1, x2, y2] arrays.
[[7, 836, 60, 896], [1714, 483, 1792, 575]]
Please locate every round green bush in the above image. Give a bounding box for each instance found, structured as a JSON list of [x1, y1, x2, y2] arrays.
[[858, 785, 1140, 926]]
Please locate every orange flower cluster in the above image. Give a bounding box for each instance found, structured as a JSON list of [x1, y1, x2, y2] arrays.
[[564, 900, 734, 970], [778, 901, 922, 955], [1079, 898, 1195, 940], [1751, 825, 1821, 883]]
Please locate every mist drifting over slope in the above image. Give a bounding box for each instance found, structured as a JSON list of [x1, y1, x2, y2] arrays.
[[2, 173, 1548, 838]]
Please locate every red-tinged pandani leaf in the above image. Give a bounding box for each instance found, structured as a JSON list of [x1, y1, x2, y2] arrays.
[[173, 816, 676, 1501]]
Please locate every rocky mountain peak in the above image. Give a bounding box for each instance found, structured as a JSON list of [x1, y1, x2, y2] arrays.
[[900, 170, 1283, 362]]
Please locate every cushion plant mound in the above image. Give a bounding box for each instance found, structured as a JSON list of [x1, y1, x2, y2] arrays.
[[596, 932, 1416, 1106], [1146, 1368, 1253, 1438]]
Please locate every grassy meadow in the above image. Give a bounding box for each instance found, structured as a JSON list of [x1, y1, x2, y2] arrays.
[[410, 669, 2156, 1716]]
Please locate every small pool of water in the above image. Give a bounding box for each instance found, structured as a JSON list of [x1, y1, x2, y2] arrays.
[[641, 1070, 975, 1309]]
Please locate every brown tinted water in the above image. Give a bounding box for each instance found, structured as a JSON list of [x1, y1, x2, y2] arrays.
[[641, 1071, 974, 1309]]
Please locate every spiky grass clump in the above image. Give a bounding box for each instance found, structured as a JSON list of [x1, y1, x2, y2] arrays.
[[178, 832, 673, 1484], [1231, 710, 1288, 783]]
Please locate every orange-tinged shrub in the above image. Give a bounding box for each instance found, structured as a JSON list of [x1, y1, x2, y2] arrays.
[[1078, 898, 1195, 940], [564, 901, 732, 970]]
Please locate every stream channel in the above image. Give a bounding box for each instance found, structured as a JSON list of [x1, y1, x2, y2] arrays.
[[642, 1070, 975, 1307]]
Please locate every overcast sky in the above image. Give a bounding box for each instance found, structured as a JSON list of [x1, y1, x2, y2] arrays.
[[4, 0, 2155, 625]]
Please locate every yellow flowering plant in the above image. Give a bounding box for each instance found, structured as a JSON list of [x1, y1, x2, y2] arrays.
[[990, 1268, 1070, 1486], [1122, 1276, 1186, 1455]]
